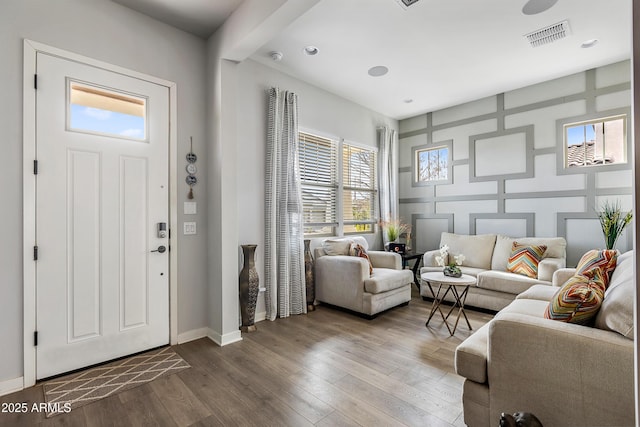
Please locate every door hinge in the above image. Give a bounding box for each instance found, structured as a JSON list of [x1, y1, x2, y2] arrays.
[[33, 246, 38, 261], [34, 74, 37, 90], [33, 160, 38, 175], [34, 331, 38, 346]]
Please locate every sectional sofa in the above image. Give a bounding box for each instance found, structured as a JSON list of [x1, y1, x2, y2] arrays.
[[421, 232, 567, 311], [454, 250, 635, 426]]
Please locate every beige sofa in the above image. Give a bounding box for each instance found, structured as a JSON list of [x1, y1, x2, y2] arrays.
[[455, 250, 635, 427], [314, 236, 413, 317], [421, 233, 567, 311]]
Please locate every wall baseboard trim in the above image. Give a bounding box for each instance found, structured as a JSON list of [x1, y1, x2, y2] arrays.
[[0, 377, 24, 397], [207, 328, 242, 346], [177, 328, 209, 344], [255, 311, 266, 322]]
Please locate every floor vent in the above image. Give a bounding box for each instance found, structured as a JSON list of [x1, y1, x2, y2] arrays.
[[524, 20, 570, 47]]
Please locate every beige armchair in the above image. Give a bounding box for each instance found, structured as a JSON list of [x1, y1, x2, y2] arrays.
[[314, 237, 413, 317]]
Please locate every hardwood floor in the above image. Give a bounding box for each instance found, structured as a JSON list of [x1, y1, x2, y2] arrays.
[[0, 290, 493, 426]]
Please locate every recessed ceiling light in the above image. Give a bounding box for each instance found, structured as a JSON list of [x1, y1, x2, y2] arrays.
[[269, 51, 283, 61], [303, 46, 319, 56], [368, 66, 389, 77], [404, 99, 414, 104], [522, 0, 558, 15], [581, 39, 599, 48]]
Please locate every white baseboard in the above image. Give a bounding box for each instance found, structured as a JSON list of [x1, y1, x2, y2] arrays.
[[207, 328, 242, 346], [255, 311, 266, 322], [0, 377, 24, 397], [177, 327, 209, 344]]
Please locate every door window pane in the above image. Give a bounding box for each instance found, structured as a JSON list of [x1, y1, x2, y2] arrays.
[[68, 81, 147, 141]]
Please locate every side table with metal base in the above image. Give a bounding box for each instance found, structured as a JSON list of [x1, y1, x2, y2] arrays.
[[401, 252, 423, 291], [421, 272, 476, 336]]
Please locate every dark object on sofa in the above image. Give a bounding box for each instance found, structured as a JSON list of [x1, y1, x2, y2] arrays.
[[499, 412, 543, 427]]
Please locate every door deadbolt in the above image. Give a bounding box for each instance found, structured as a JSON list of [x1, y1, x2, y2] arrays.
[[157, 222, 167, 238], [151, 245, 167, 253]]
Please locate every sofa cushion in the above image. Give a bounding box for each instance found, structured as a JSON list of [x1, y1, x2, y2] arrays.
[[516, 284, 557, 301], [575, 249, 618, 287], [440, 232, 496, 270], [323, 236, 369, 256], [455, 322, 491, 384], [595, 250, 634, 339], [364, 268, 413, 294], [477, 270, 541, 296], [491, 235, 566, 271], [545, 270, 606, 325], [506, 242, 547, 279], [323, 239, 353, 255], [350, 243, 373, 274], [497, 298, 549, 317]]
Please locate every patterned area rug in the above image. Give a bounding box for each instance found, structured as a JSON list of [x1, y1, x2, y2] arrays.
[[42, 346, 190, 417]]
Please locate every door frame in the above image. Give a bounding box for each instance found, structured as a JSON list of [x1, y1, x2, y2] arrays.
[[22, 39, 179, 388]]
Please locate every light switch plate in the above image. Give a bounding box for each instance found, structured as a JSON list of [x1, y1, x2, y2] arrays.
[[183, 222, 197, 235], [184, 202, 197, 215]]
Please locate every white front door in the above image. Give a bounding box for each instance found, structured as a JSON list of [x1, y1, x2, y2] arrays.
[[35, 52, 170, 379]]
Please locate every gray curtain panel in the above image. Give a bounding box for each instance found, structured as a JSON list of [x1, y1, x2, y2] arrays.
[[265, 87, 307, 320], [377, 126, 398, 244]]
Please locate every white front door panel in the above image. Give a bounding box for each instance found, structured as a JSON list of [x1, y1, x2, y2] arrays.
[[35, 53, 170, 379]]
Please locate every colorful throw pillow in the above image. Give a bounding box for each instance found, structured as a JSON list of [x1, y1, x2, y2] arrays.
[[350, 243, 373, 275], [506, 242, 547, 279], [545, 269, 607, 325], [575, 249, 618, 288]]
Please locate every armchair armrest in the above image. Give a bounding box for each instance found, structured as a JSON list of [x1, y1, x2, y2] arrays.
[[423, 249, 445, 268], [315, 255, 369, 312], [368, 251, 402, 269], [488, 313, 634, 426], [552, 268, 576, 286], [537, 257, 565, 282]]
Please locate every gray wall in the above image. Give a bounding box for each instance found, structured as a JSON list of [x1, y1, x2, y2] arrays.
[[0, 0, 209, 383], [235, 58, 397, 319], [399, 61, 633, 266]]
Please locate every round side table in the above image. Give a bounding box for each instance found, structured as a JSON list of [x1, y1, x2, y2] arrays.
[[421, 272, 476, 336]]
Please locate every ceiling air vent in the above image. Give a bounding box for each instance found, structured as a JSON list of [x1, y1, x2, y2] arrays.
[[395, 0, 421, 10], [524, 20, 570, 47]]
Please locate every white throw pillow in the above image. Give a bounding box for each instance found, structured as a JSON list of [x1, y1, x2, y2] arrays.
[[594, 250, 634, 339], [322, 239, 354, 256]]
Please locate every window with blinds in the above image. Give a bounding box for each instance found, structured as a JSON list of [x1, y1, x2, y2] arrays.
[[299, 131, 377, 237], [299, 132, 338, 236], [343, 144, 377, 234]]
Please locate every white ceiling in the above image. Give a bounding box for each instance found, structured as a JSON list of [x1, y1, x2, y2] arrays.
[[113, 0, 632, 120], [112, 0, 243, 38]]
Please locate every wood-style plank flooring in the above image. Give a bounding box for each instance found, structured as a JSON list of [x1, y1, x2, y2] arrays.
[[0, 290, 493, 426]]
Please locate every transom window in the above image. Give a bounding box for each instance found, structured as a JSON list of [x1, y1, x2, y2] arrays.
[[68, 80, 147, 141], [564, 115, 627, 168], [299, 131, 377, 237]]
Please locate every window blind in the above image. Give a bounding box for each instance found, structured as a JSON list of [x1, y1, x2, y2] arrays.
[[299, 132, 338, 235]]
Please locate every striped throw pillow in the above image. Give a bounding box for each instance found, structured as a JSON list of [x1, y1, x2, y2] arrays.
[[545, 269, 607, 324], [575, 249, 618, 288], [506, 242, 547, 279]]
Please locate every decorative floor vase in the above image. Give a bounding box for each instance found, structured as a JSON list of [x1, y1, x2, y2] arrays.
[[304, 239, 315, 312], [239, 244, 259, 332]]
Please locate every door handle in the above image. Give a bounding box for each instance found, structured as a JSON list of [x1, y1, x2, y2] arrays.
[[151, 245, 167, 253]]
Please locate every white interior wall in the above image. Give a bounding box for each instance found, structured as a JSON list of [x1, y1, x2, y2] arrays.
[[235, 58, 397, 318], [0, 0, 208, 386], [399, 61, 633, 266]]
